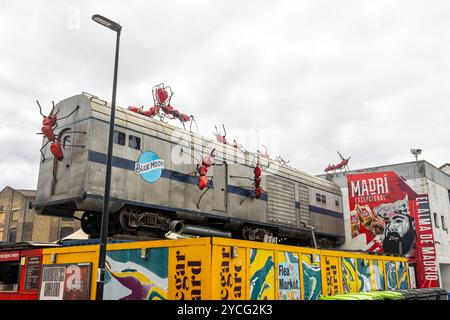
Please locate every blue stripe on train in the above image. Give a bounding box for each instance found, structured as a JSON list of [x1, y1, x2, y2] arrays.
[[87, 150, 341, 218], [87, 150, 268, 201]]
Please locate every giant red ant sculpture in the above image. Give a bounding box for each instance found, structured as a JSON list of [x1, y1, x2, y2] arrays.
[[324, 151, 351, 175], [36, 100, 84, 162], [128, 83, 198, 133], [229, 158, 270, 205], [214, 124, 248, 153], [256, 145, 289, 166]]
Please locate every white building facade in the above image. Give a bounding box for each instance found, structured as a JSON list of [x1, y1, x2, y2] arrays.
[[322, 160, 450, 290]]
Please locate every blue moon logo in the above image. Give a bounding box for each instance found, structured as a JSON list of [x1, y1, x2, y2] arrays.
[[134, 151, 165, 183]]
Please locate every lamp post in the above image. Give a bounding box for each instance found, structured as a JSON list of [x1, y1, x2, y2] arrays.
[[92, 14, 122, 300]]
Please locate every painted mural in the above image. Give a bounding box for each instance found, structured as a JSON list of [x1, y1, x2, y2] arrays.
[[301, 254, 322, 300], [347, 172, 439, 288], [104, 248, 168, 300], [249, 249, 275, 300], [323, 256, 341, 296], [214, 246, 245, 300], [357, 258, 371, 292], [341, 257, 357, 293], [385, 261, 398, 290], [277, 251, 300, 300], [370, 260, 385, 291], [169, 246, 205, 300], [397, 261, 409, 289]]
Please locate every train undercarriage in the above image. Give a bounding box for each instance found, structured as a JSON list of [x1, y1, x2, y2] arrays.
[[79, 205, 336, 247]]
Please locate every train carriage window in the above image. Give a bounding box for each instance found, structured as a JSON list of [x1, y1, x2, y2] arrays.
[[0, 261, 20, 292], [128, 135, 141, 150], [113, 130, 126, 146], [316, 193, 327, 204]]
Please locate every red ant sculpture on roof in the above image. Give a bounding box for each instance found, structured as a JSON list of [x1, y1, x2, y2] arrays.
[[128, 83, 198, 133], [36, 100, 84, 162], [213, 124, 248, 153], [324, 151, 351, 175]]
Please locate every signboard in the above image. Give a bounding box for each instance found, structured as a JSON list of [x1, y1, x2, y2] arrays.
[[277, 251, 300, 300], [213, 246, 245, 300], [169, 246, 205, 300], [24, 256, 41, 291], [0, 251, 20, 262], [39, 263, 91, 300], [134, 151, 165, 183], [411, 195, 439, 288], [323, 256, 341, 296], [346, 171, 439, 288]]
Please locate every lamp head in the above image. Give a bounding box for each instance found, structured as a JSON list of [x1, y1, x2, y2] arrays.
[[92, 14, 122, 32]]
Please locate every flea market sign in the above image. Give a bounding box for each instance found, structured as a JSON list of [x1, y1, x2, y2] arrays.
[[134, 151, 165, 183]]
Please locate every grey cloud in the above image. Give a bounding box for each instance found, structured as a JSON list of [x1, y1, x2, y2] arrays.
[[0, 0, 449, 189]]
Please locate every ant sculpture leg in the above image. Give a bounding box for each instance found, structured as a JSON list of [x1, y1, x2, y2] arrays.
[[39, 140, 52, 162], [196, 176, 213, 209], [36, 100, 45, 117], [57, 105, 80, 121]]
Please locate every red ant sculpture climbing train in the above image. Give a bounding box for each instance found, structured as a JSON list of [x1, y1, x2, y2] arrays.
[[128, 83, 198, 132], [36, 100, 84, 162], [324, 151, 351, 175]]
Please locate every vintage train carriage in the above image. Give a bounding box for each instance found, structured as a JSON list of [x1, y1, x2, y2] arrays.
[[34, 93, 344, 245]]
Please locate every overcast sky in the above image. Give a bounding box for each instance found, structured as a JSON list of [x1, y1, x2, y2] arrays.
[[1, 0, 449, 190]]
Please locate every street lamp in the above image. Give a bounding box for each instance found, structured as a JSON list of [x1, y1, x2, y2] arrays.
[[92, 14, 122, 301]]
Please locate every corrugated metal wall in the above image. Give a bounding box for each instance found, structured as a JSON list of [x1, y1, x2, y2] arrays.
[[267, 176, 296, 226]]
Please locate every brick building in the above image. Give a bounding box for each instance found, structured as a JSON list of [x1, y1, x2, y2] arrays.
[[0, 186, 80, 243]]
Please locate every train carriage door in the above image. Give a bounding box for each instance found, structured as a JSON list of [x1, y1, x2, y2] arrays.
[[213, 164, 227, 212], [51, 129, 73, 195]]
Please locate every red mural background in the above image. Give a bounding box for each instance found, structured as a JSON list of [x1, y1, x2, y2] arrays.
[[347, 171, 439, 288]]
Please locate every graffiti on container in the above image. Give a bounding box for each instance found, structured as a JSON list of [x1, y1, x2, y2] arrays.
[[219, 247, 243, 300], [104, 248, 168, 300], [341, 257, 357, 293], [385, 261, 398, 290], [301, 254, 322, 300], [324, 256, 340, 296], [249, 249, 274, 300], [357, 258, 372, 292], [371, 260, 385, 291], [174, 250, 202, 300], [277, 252, 300, 300], [397, 261, 409, 289]]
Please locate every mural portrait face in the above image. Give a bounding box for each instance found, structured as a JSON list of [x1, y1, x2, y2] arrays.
[[382, 214, 415, 255]]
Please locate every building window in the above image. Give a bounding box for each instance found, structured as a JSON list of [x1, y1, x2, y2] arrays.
[[0, 261, 20, 292], [11, 209, 19, 222], [128, 135, 141, 150], [335, 200, 340, 207], [59, 227, 74, 239], [9, 228, 17, 242], [113, 130, 126, 146], [433, 212, 440, 228], [442, 216, 448, 231], [22, 222, 33, 241], [321, 195, 327, 204]]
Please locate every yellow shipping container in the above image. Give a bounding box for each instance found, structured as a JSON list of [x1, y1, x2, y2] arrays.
[[40, 237, 409, 300]]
